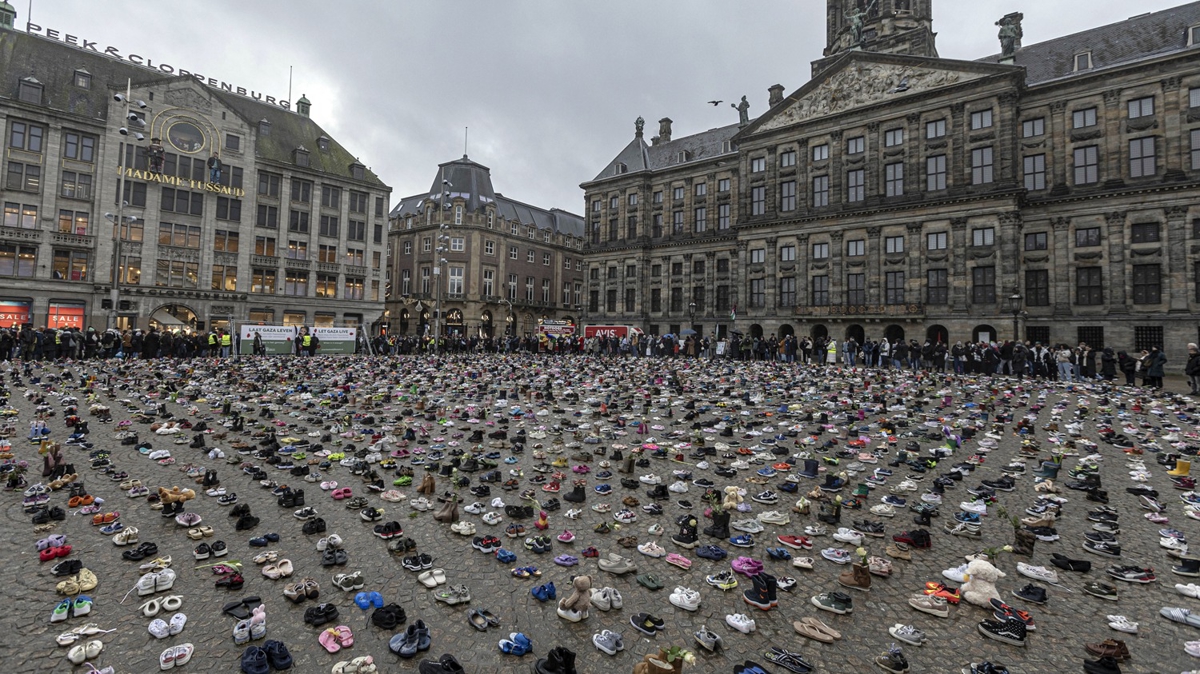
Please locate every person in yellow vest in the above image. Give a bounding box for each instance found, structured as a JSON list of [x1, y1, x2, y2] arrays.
[[826, 338, 837, 365], [207, 331, 219, 358], [220, 330, 232, 358]]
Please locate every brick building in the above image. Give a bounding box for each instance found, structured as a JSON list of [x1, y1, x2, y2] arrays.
[[582, 0, 1200, 359]]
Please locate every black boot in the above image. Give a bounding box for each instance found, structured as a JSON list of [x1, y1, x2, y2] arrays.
[[704, 509, 731, 539], [190, 434, 205, 449], [818, 502, 841, 525], [534, 647, 565, 674], [671, 514, 699, 548], [914, 510, 932, 526], [562, 481, 586, 503]]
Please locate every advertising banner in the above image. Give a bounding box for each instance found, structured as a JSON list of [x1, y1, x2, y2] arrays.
[[538, 319, 576, 337], [47, 302, 86, 329], [0, 300, 31, 327], [311, 327, 358, 355], [238, 324, 297, 355]]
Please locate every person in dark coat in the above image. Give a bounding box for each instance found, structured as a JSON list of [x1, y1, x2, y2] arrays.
[[1118, 351, 1137, 386], [1143, 346, 1167, 389], [1186, 343, 1200, 395], [1100, 347, 1117, 381]]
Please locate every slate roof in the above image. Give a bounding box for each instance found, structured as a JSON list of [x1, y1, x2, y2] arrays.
[[588, 122, 741, 184], [0, 28, 384, 187], [390, 156, 584, 238], [977, 2, 1200, 84]]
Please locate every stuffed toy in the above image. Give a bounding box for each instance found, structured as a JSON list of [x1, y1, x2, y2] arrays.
[[722, 485, 742, 512], [557, 574, 592, 619], [960, 558, 1005, 607], [158, 486, 196, 503]]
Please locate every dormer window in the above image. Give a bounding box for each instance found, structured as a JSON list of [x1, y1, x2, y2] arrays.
[[258, 119, 271, 136], [294, 146, 309, 168], [350, 163, 365, 181], [73, 70, 91, 90], [18, 77, 42, 104], [317, 136, 330, 152], [1190, 24, 1200, 46], [614, 162, 627, 175], [675, 150, 690, 163], [1074, 52, 1092, 72], [722, 140, 734, 153]]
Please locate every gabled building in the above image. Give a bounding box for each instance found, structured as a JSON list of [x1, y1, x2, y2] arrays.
[[387, 156, 585, 338], [0, 5, 390, 333], [582, 0, 1200, 356]]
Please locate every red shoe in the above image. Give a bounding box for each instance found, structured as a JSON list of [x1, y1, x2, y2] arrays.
[[542, 482, 560, 493], [56, 545, 72, 558], [581, 546, 599, 558], [39, 547, 59, 562], [777, 535, 813, 550], [923, 582, 961, 604]]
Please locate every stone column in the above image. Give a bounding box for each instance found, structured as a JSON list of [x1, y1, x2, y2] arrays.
[[1105, 211, 1127, 309], [765, 237, 778, 309], [1166, 205, 1191, 312], [906, 223, 924, 305], [705, 251, 717, 319], [998, 212, 1022, 294], [906, 112, 922, 195], [1049, 101, 1069, 191], [796, 233, 810, 309], [950, 217, 968, 311], [866, 226, 882, 304], [1051, 216, 1072, 313], [830, 230, 845, 307], [733, 241, 747, 325], [1161, 76, 1185, 173], [949, 103, 966, 191], [830, 130, 845, 208], [1102, 89, 1123, 186]]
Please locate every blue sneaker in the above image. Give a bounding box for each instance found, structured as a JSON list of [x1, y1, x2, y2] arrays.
[[595, 484, 613, 495], [779, 482, 798, 493], [757, 467, 777, 478], [729, 535, 755, 548], [504, 457, 519, 464], [883, 495, 907, 507], [766, 547, 791, 560], [99, 522, 124, 535], [696, 545, 728, 560], [496, 548, 517, 563], [954, 512, 981, 524]]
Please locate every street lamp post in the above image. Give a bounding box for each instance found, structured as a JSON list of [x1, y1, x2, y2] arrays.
[[501, 298, 514, 338], [106, 79, 147, 331], [688, 301, 697, 333], [1007, 293, 1023, 343]]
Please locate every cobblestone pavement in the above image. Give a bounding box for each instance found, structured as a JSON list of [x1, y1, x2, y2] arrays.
[[4, 356, 1200, 674]]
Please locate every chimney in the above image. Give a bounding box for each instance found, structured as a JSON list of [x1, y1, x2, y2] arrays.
[[768, 84, 785, 107], [658, 118, 673, 144]]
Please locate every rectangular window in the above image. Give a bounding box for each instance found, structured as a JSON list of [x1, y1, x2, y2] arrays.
[[847, 169, 865, 202], [57, 209, 88, 235], [652, 191, 663, 204], [693, 183, 707, 198], [1026, 269, 1050, 306], [971, 146, 994, 184], [751, 187, 766, 215], [811, 275, 830, 306], [119, 256, 141, 284], [812, 242, 830, 259], [1134, 325, 1163, 352], [508, 274, 518, 300], [1024, 154, 1046, 191], [927, 269, 948, 304], [1132, 265, 1161, 304], [692, 285, 706, 312], [1129, 137, 1156, 178], [1074, 146, 1099, 184], [650, 288, 661, 313], [1076, 267, 1104, 305], [213, 229, 239, 253], [482, 269, 494, 297], [1192, 129, 1200, 170], [671, 262, 683, 277], [256, 204, 279, 229], [669, 287, 683, 313], [885, 236, 904, 253], [926, 155, 947, 191], [255, 236, 276, 257], [288, 210, 310, 233], [62, 132, 95, 162], [1131, 222, 1160, 243], [1075, 227, 1101, 247], [509, 245, 518, 260], [751, 157, 766, 173], [846, 136, 865, 154], [448, 236, 464, 252], [672, 211, 684, 234], [345, 220, 365, 241], [1128, 97, 1155, 119], [483, 240, 494, 256], [284, 271, 308, 296], [51, 249, 88, 281], [779, 277, 796, 307], [543, 252, 551, 266], [1073, 107, 1097, 129], [779, 180, 796, 211], [290, 179, 312, 203], [750, 249, 766, 264], [1022, 118, 1045, 138], [812, 144, 829, 162], [885, 162, 904, 196], [715, 285, 730, 311], [6, 159, 43, 194], [1024, 232, 1047, 250], [780, 245, 796, 261], [118, 217, 143, 242], [589, 290, 600, 313], [286, 240, 308, 260], [0, 245, 37, 278], [209, 264, 236, 292], [626, 215, 638, 238], [972, 227, 995, 246], [846, 273, 866, 305], [847, 239, 865, 256], [447, 267, 463, 296], [694, 207, 707, 233], [317, 244, 337, 263], [320, 185, 341, 209], [927, 232, 948, 250], [749, 279, 765, 308], [718, 178, 730, 192], [1192, 88, 1200, 109], [319, 215, 339, 237], [885, 128, 904, 147], [926, 119, 946, 139], [780, 150, 796, 168], [154, 259, 200, 289], [624, 288, 635, 312], [812, 176, 829, 207], [885, 271, 905, 305], [158, 223, 202, 249], [215, 197, 241, 222], [59, 170, 92, 200], [348, 191, 367, 214], [972, 266, 996, 304], [970, 109, 993, 130], [716, 259, 729, 273], [9, 122, 44, 152]]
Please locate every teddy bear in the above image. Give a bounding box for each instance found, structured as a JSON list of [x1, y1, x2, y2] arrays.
[[722, 485, 742, 512], [158, 486, 196, 503], [557, 574, 591, 621], [960, 558, 1006, 607]]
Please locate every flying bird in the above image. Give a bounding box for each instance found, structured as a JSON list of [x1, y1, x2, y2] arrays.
[[707, 100, 723, 106]]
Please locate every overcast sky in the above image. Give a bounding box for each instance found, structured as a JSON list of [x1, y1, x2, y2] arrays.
[[28, 0, 1190, 212]]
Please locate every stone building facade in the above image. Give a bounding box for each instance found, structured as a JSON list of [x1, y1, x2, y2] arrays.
[[386, 156, 585, 339], [0, 7, 390, 333], [581, 0, 1200, 360]]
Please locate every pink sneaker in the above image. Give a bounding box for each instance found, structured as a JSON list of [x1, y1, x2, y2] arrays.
[[557, 529, 575, 543], [1145, 512, 1169, 524], [665, 553, 692, 569]]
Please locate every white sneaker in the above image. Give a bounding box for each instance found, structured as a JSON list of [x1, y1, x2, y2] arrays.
[[1176, 583, 1200, 598], [590, 587, 612, 611], [490, 497, 506, 509], [1016, 562, 1059, 583], [731, 519, 764, 534], [669, 586, 701, 611], [942, 563, 969, 582], [890, 480, 918, 493], [725, 613, 756, 634], [960, 501, 987, 514], [870, 504, 895, 518], [609, 588, 623, 609], [1106, 614, 1138, 633], [482, 512, 502, 525], [463, 502, 485, 515], [921, 493, 942, 504], [668, 481, 688, 494], [639, 474, 661, 485], [832, 528, 863, 545], [638, 541, 666, 558], [757, 511, 790, 526], [565, 508, 583, 520], [804, 525, 827, 536], [1162, 537, 1189, 552]]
